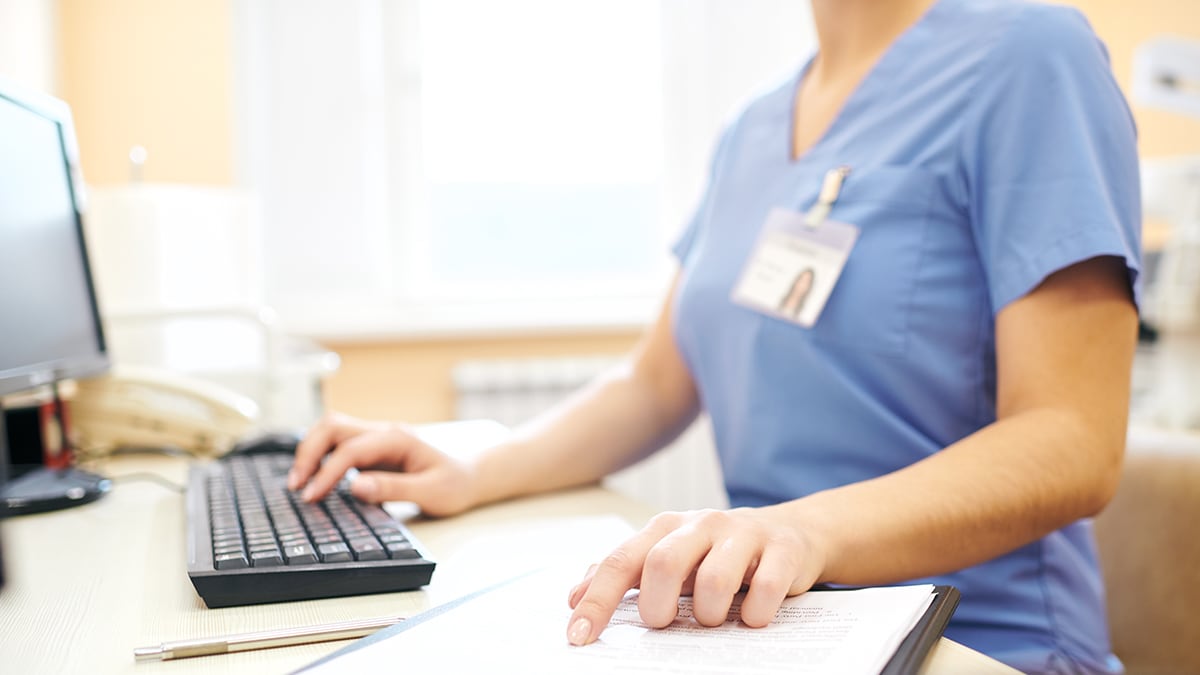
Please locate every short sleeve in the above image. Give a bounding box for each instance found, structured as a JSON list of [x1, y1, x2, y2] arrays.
[[961, 5, 1142, 313]]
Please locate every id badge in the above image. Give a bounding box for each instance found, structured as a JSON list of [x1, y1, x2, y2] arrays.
[[731, 208, 859, 328]]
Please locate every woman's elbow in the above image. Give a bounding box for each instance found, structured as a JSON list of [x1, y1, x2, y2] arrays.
[[1079, 433, 1126, 518]]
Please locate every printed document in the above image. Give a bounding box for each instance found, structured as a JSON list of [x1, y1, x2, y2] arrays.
[[300, 560, 937, 674]]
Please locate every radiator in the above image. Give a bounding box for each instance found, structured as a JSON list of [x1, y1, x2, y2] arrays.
[[452, 356, 729, 512]]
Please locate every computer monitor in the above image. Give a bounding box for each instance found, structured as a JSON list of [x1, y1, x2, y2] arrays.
[[0, 412, 8, 589], [0, 77, 112, 515]]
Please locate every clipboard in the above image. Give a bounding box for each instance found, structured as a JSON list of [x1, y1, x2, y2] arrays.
[[881, 585, 961, 675], [803, 583, 961, 675], [883, 583, 964, 672], [299, 578, 960, 675]]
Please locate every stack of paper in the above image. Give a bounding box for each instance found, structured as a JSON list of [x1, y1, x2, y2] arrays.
[[299, 563, 941, 675]]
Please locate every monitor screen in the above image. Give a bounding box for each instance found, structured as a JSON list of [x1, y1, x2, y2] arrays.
[[0, 79, 108, 397], [1, 410, 7, 588], [0, 408, 8, 574]]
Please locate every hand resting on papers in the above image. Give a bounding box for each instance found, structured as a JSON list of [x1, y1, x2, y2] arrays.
[[564, 506, 829, 644]]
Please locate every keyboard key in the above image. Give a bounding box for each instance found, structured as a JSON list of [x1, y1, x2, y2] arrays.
[[363, 511, 396, 527], [212, 527, 242, 540], [279, 532, 309, 546], [215, 552, 250, 569], [244, 522, 273, 536], [274, 522, 303, 536], [212, 516, 240, 530], [313, 531, 343, 546], [348, 537, 386, 561], [283, 543, 319, 565], [251, 550, 285, 567], [317, 543, 353, 563], [213, 530, 243, 547], [303, 513, 334, 530], [386, 541, 421, 559], [341, 527, 372, 541], [247, 534, 277, 547]]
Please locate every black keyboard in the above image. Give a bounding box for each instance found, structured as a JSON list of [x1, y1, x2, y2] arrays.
[[185, 452, 435, 608]]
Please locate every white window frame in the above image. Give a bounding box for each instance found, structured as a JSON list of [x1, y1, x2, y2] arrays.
[[232, 0, 815, 341]]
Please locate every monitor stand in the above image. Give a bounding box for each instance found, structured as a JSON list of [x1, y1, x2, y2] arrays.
[[0, 387, 110, 517], [0, 465, 111, 516]]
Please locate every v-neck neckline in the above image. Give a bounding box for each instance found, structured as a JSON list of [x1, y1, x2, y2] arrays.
[[786, 0, 945, 166]]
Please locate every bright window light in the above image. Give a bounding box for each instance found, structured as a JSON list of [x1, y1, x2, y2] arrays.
[[237, 0, 815, 337], [415, 0, 664, 296]]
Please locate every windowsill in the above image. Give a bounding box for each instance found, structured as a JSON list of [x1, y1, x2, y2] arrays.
[[271, 295, 661, 343]]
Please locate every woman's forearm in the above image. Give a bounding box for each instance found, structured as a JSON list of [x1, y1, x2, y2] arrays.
[[786, 405, 1125, 586], [792, 257, 1136, 585]]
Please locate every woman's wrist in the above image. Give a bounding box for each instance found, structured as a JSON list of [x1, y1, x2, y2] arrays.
[[766, 494, 844, 585], [464, 439, 525, 508]]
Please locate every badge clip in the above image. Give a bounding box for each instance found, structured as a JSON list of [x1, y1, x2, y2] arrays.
[[803, 165, 851, 228]]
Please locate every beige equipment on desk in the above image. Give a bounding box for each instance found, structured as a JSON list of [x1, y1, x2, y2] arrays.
[[1094, 432, 1200, 675], [69, 365, 259, 458]]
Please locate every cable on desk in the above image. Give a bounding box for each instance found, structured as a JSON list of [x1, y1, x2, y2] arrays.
[[75, 445, 194, 463], [73, 446, 194, 494], [107, 472, 186, 493]]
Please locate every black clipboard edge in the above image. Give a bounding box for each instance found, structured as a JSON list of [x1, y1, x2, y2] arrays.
[[880, 585, 961, 675], [807, 583, 961, 675]]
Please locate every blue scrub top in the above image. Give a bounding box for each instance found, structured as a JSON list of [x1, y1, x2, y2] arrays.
[[671, 0, 1141, 672]]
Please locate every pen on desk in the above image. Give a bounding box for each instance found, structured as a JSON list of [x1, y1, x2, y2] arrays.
[[132, 614, 405, 662]]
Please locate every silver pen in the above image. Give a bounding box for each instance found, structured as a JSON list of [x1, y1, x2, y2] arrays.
[[133, 614, 405, 662]]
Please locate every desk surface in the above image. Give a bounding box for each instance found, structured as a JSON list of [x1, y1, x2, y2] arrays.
[[0, 454, 1018, 674]]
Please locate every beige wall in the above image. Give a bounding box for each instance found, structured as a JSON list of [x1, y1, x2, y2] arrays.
[[1064, 0, 1200, 158], [322, 332, 642, 423], [58, 0, 234, 186], [52, 1, 1200, 185], [55, 0, 1200, 423]]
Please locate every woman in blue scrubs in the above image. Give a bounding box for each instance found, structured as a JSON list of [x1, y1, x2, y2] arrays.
[[290, 0, 1140, 671]]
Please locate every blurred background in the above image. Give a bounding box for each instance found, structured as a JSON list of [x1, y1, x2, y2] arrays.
[[1, 0, 1198, 509]]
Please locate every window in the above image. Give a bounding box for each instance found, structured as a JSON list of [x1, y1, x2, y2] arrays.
[[236, 0, 814, 339], [415, 0, 664, 300]]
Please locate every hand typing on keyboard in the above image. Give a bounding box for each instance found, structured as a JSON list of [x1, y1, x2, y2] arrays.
[[188, 449, 437, 606], [287, 413, 481, 518]]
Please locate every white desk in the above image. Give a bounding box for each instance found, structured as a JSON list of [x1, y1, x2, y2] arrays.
[[0, 454, 1017, 674]]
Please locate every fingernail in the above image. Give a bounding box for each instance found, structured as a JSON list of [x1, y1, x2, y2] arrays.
[[567, 584, 582, 607], [568, 617, 591, 646], [301, 486, 316, 502], [287, 469, 299, 490], [352, 474, 376, 501]]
